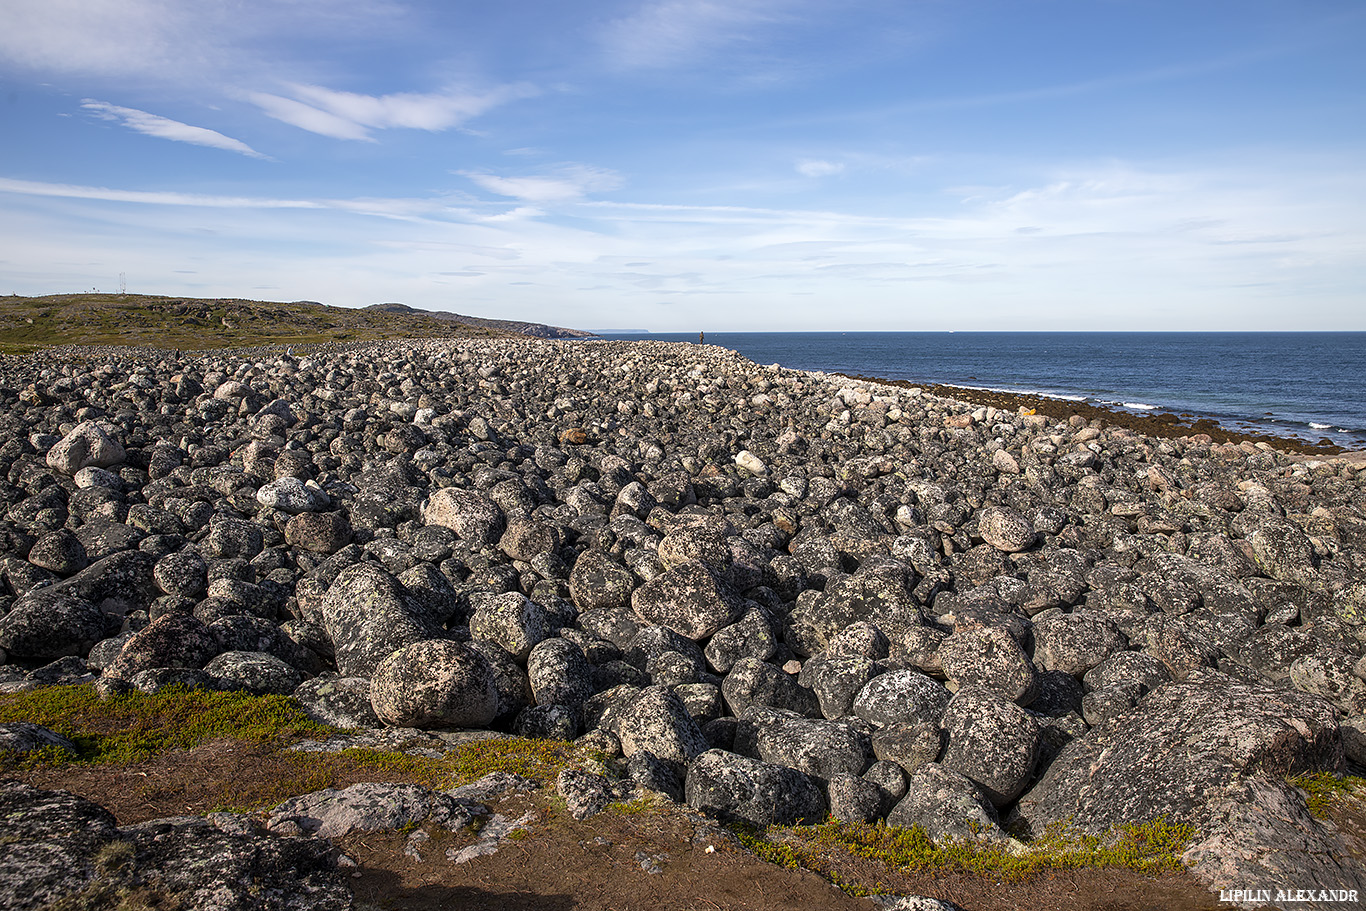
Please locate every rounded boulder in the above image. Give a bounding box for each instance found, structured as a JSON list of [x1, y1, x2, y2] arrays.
[[370, 639, 499, 729]]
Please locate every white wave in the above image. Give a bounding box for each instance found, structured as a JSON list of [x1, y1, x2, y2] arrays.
[[1309, 422, 1332, 430], [1122, 402, 1157, 410]]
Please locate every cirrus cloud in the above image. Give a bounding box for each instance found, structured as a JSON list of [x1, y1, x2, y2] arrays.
[[460, 165, 623, 203], [81, 100, 270, 159], [248, 82, 537, 141]]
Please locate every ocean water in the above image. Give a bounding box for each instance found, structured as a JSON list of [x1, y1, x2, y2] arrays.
[[596, 332, 1366, 451]]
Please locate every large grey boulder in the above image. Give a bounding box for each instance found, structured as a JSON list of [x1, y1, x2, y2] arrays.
[[631, 560, 744, 641], [939, 626, 1039, 706], [0, 588, 109, 659], [291, 676, 381, 728], [684, 749, 826, 826], [753, 714, 874, 781], [803, 654, 879, 720], [205, 650, 305, 696], [851, 669, 951, 728], [1031, 612, 1126, 677], [886, 763, 1007, 844], [267, 781, 479, 838], [1012, 669, 1343, 838], [568, 549, 637, 611], [103, 613, 220, 680], [321, 563, 436, 678], [722, 657, 819, 717], [422, 487, 505, 546], [526, 636, 594, 709], [369, 639, 499, 729], [469, 591, 550, 661], [938, 686, 1040, 808], [977, 505, 1035, 553], [616, 685, 709, 766], [0, 780, 349, 911], [45, 421, 125, 474]]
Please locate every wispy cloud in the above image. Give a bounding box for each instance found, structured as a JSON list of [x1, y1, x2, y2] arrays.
[[461, 165, 622, 203], [795, 158, 843, 177], [81, 100, 270, 159], [0, 177, 321, 209], [600, 0, 795, 69], [248, 82, 536, 140]]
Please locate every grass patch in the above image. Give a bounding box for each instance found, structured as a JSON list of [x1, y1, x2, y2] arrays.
[[0, 684, 333, 768], [732, 816, 1195, 898], [1288, 772, 1366, 819]]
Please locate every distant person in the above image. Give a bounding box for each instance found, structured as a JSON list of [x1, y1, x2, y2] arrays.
[[699, 331, 704, 344]]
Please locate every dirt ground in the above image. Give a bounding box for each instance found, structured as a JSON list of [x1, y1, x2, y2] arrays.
[[14, 739, 1229, 911]]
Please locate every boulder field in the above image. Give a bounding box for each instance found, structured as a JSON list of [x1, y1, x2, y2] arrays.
[[2, 337, 1365, 907]]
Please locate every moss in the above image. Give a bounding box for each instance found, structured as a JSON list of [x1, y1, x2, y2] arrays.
[[1288, 772, 1365, 819], [732, 816, 1195, 898], [0, 684, 334, 768]]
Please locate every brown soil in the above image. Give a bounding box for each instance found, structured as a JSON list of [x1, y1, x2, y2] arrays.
[[838, 372, 1350, 457], [12, 738, 1228, 911]]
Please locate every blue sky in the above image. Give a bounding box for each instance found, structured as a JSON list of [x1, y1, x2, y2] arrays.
[[1, 0, 1363, 331]]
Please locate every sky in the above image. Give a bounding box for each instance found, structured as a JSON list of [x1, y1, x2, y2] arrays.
[[1, 0, 1363, 331]]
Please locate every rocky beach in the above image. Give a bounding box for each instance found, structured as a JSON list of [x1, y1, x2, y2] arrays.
[[2, 335, 1365, 910]]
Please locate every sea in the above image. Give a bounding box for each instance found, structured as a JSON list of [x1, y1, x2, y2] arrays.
[[593, 332, 1366, 451]]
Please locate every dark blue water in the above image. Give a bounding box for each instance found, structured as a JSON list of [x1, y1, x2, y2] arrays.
[[596, 332, 1366, 450]]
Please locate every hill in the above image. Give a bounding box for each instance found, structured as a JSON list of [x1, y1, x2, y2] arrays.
[[0, 293, 590, 353], [363, 301, 595, 339]]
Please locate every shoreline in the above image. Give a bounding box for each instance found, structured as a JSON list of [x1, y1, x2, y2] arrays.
[[833, 371, 1356, 458]]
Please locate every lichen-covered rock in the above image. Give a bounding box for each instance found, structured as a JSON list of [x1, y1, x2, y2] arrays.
[[422, 487, 505, 546], [938, 686, 1040, 808], [557, 768, 624, 820], [886, 763, 1007, 844], [722, 657, 819, 717], [0, 588, 108, 659], [828, 772, 887, 824], [267, 781, 478, 838], [291, 676, 381, 728], [154, 549, 209, 598], [1032, 612, 1126, 677], [1288, 651, 1366, 714], [753, 714, 874, 781], [684, 749, 826, 826], [631, 560, 744, 641], [26, 529, 88, 576], [1012, 670, 1343, 837], [977, 505, 1036, 553], [616, 685, 709, 766], [467, 639, 533, 722], [45, 421, 125, 474], [568, 549, 638, 611], [205, 649, 305, 696], [0, 780, 351, 911], [1081, 650, 1172, 695], [469, 591, 550, 662], [0, 722, 78, 756], [871, 721, 944, 776], [370, 639, 499, 729], [526, 636, 594, 709], [103, 613, 220, 680], [801, 654, 879, 720], [256, 476, 330, 514], [321, 563, 436, 678], [939, 625, 1039, 706], [704, 607, 778, 674], [285, 511, 353, 554], [851, 669, 951, 728]]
